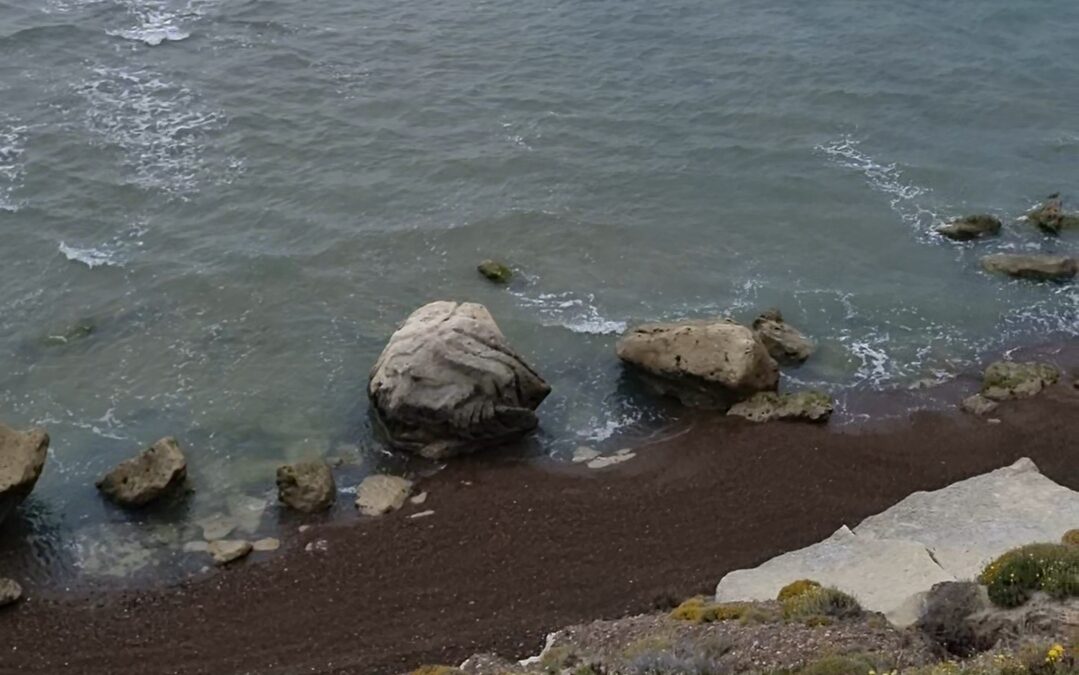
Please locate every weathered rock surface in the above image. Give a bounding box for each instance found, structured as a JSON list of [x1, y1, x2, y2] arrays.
[[276, 460, 336, 513], [96, 437, 187, 508], [252, 537, 280, 552], [207, 539, 252, 565], [355, 475, 413, 516], [727, 391, 833, 423], [369, 301, 551, 459], [476, 259, 512, 283], [616, 319, 779, 408], [0, 424, 48, 526], [0, 578, 22, 608], [960, 393, 998, 416], [981, 253, 1077, 281], [981, 361, 1059, 401], [752, 309, 815, 364], [1027, 194, 1079, 235], [715, 458, 1079, 626], [935, 215, 1002, 241]]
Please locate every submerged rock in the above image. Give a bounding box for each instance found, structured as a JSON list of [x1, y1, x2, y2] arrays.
[[369, 301, 551, 459], [751, 309, 815, 365], [355, 474, 413, 516], [476, 259, 513, 283], [1027, 194, 1079, 235], [981, 254, 1077, 281], [981, 361, 1060, 401], [276, 460, 336, 513], [960, 393, 998, 416], [616, 318, 779, 408], [96, 437, 187, 508], [41, 319, 96, 347], [727, 391, 833, 423], [935, 215, 1002, 241], [207, 539, 252, 566], [0, 423, 48, 526], [0, 578, 22, 608]]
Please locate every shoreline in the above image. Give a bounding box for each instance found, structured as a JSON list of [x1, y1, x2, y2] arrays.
[[1, 362, 1077, 674]]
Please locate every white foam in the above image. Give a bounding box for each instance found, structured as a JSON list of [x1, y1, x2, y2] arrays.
[[511, 290, 626, 335], [0, 121, 28, 212], [577, 409, 643, 443], [59, 242, 123, 268], [108, 25, 190, 45]]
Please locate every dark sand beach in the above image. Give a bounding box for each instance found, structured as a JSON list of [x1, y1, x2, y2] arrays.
[[1, 378, 1077, 675]]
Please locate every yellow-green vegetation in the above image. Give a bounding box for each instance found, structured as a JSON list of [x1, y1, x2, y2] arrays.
[[907, 642, 1073, 675], [539, 644, 576, 673], [781, 585, 862, 623], [1062, 529, 1079, 547], [668, 597, 760, 623], [978, 543, 1079, 607], [409, 667, 465, 675], [777, 579, 823, 601], [797, 653, 879, 675]]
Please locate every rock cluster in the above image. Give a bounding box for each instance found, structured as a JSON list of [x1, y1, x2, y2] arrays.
[[96, 437, 188, 508], [0, 424, 48, 526]]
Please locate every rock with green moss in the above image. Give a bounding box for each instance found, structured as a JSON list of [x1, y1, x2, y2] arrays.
[[727, 390, 833, 424], [1026, 194, 1079, 235], [981, 254, 1077, 281], [476, 260, 512, 284], [981, 361, 1060, 401], [936, 214, 1002, 241]]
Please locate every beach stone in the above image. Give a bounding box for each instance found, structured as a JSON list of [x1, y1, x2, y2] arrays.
[[981, 254, 1077, 281], [586, 448, 636, 470], [369, 301, 551, 459], [96, 437, 187, 508], [477, 259, 512, 283], [935, 215, 1002, 241], [752, 309, 815, 364], [410, 491, 428, 505], [616, 318, 779, 408], [252, 537, 280, 552], [207, 539, 252, 566], [571, 446, 601, 464], [276, 460, 336, 513], [727, 390, 833, 424], [197, 514, 236, 541], [0, 578, 22, 608], [1027, 194, 1079, 235], [355, 474, 413, 516], [960, 393, 998, 416], [981, 361, 1059, 401], [0, 423, 49, 526]]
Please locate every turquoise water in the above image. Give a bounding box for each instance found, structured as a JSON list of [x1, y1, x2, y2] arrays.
[[0, 0, 1076, 580]]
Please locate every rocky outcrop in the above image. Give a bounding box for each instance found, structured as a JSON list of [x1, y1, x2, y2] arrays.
[[0, 578, 22, 608], [751, 309, 814, 365], [355, 474, 413, 516], [936, 215, 1002, 241], [981, 361, 1059, 401], [369, 301, 550, 459], [0, 424, 48, 526], [207, 539, 252, 566], [715, 458, 1079, 626], [276, 460, 336, 513], [616, 319, 779, 408], [981, 254, 1077, 281], [727, 391, 833, 423], [96, 437, 187, 508], [1027, 194, 1079, 235], [476, 260, 512, 283]]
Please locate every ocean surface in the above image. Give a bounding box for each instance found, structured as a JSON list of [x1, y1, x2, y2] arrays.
[[0, 0, 1076, 582]]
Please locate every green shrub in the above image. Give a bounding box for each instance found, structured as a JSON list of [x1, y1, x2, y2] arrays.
[[1063, 529, 1079, 547], [781, 586, 862, 622], [669, 597, 756, 623], [978, 544, 1079, 608], [777, 579, 822, 602]]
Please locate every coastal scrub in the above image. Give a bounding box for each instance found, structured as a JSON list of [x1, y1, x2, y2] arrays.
[[978, 543, 1079, 607]]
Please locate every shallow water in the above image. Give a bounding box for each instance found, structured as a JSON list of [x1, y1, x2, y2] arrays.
[[0, 0, 1076, 583]]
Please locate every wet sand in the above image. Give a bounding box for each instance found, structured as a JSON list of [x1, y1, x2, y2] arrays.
[[1, 380, 1077, 675]]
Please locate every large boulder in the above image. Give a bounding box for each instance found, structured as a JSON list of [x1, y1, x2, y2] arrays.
[[368, 301, 550, 459], [981, 254, 1077, 281], [0, 424, 48, 526], [752, 309, 815, 365], [96, 437, 187, 508], [276, 460, 336, 513], [616, 319, 779, 408], [727, 391, 833, 424], [1027, 194, 1079, 235], [936, 215, 1002, 241], [981, 361, 1059, 401]]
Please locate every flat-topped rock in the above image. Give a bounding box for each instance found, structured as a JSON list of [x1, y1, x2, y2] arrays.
[[96, 437, 187, 508], [752, 309, 815, 365], [0, 423, 48, 525], [981, 254, 1077, 281], [936, 215, 1002, 241]]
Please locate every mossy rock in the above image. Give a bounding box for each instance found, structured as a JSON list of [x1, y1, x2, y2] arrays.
[[777, 578, 823, 601], [1063, 529, 1079, 546], [978, 543, 1079, 607], [981, 361, 1060, 401], [727, 391, 833, 424], [477, 259, 513, 283], [935, 214, 1002, 241]]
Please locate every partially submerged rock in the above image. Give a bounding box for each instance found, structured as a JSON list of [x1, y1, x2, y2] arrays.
[[207, 539, 252, 566], [276, 460, 336, 513], [476, 259, 512, 284], [41, 319, 96, 347], [1026, 194, 1079, 235], [960, 393, 998, 416], [981, 361, 1059, 401], [752, 309, 814, 365], [727, 391, 833, 424], [616, 318, 779, 408], [95, 437, 187, 508], [369, 301, 550, 459], [935, 215, 1002, 241], [355, 474, 413, 516], [0, 578, 22, 608], [981, 253, 1077, 281], [0, 423, 48, 526]]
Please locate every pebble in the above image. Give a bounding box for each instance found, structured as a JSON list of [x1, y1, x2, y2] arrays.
[[410, 491, 428, 505], [0, 578, 22, 608], [207, 539, 252, 566], [252, 537, 280, 552], [586, 448, 636, 470], [409, 510, 435, 519]]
